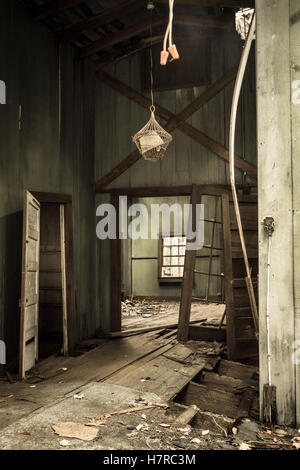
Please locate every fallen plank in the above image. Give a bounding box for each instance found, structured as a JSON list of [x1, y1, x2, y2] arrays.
[[163, 344, 194, 364], [176, 381, 240, 418], [217, 359, 258, 381], [188, 325, 226, 342], [107, 356, 205, 402], [201, 371, 243, 392], [107, 319, 206, 338]]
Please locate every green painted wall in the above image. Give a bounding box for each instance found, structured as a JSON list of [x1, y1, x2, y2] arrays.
[[123, 196, 222, 299], [0, 1, 99, 363]]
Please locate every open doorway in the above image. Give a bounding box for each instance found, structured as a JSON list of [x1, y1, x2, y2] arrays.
[[19, 191, 76, 379], [120, 194, 226, 333], [39, 203, 66, 359]]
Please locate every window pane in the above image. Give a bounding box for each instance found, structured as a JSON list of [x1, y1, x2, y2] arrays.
[[164, 237, 172, 246], [179, 246, 185, 256], [179, 256, 185, 265], [179, 267, 184, 277], [163, 247, 170, 256], [172, 257, 179, 266], [179, 237, 186, 245], [163, 257, 171, 266], [162, 267, 171, 277], [171, 267, 179, 277], [171, 246, 178, 256]]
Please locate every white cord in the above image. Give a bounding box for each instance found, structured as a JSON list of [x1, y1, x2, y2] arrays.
[[163, 0, 174, 52], [266, 235, 272, 386], [169, 0, 174, 47]]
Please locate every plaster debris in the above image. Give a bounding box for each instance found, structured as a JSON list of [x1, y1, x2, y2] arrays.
[[59, 440, 71, 447], [73, 393, 85, 400], [191, 438, 201, 444]]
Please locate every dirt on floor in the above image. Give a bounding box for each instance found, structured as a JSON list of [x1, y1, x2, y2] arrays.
[[0, 329, 298, 451], [122, 299, 226, 331]]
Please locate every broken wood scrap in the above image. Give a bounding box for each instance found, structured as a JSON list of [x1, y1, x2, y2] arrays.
[[174, 404, 199, 426], [105, 319, 207, 338], [245, 441, 294, 450], [163, 343, 194, 364], [86, 403, 168, 427]]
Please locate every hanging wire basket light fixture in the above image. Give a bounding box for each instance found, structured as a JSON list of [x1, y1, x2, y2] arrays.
[[132, 12, 172, 162], [235, 8, 255, 41]]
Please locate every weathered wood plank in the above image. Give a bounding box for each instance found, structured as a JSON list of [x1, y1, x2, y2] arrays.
[[257, 0, 296, 426]]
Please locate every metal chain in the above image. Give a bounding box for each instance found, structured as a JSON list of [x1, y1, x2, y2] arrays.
[[149, 15, 155, 114]]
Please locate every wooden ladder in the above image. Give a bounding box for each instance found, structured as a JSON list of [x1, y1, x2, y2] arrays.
[[178, 187, 258, 361]]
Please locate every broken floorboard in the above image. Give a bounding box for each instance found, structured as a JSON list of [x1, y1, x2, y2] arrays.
[[0, 330, 175, 430], [106, 355, 206, 402]]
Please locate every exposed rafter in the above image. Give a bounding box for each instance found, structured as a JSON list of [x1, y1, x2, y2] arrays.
[[94, 36, 164, 69], [156, 0, 254, 6], [80, 13, 234, 58], [31, 0, 83, 22], [60, 0, 142, 40]]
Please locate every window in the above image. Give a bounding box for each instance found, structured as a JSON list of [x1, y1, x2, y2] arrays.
[[158, 234, 186, 283]]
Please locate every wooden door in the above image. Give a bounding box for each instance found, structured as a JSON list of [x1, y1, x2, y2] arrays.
[[19, 191, 40, 379]]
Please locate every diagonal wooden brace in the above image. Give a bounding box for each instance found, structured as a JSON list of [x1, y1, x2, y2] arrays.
[[95, 69, 257, 192]]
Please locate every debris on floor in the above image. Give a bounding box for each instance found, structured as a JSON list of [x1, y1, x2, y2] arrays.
[[0, 330, 297, 451], [121, 299, 226, 332], [52, 422, 99, 442]]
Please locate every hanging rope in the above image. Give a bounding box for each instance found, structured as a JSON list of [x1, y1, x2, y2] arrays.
[[229, 12, 259, 334], [161, 0, 179, 66]]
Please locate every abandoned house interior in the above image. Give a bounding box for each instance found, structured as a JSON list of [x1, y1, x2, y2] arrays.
[[0, 0, 299, 453]]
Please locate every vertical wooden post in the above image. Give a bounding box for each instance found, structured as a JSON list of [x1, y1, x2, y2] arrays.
[[64, 202, 76, 354], [110, 194, 122, 332], [257, 0, 296, 426], [60, 204, 68, 356], [221, 194, 235, 359], [177, 185, 198, 342], [290, 0, 300, 428]]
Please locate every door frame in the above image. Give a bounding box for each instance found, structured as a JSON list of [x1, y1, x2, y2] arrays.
[[106, 184, 229, 333], [31, 191, 77, 355]]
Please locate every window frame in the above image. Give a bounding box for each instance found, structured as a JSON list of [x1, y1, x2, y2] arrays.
[[158, 233, 186, 284]]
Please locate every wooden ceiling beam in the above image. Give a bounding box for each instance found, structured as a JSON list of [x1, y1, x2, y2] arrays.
[[31, 0, 83, 22], [60, 0, 142, 40], [81, 17, 163, 58], [80, 13, 234, 58], [155, 0, 254, 7], [94, 70, 257, 191]]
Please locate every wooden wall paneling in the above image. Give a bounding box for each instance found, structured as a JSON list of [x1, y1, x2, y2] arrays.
[[110, 194, 122, 332]]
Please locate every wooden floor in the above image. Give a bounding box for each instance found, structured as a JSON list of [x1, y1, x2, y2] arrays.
[[0, 327, 258, 433]]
